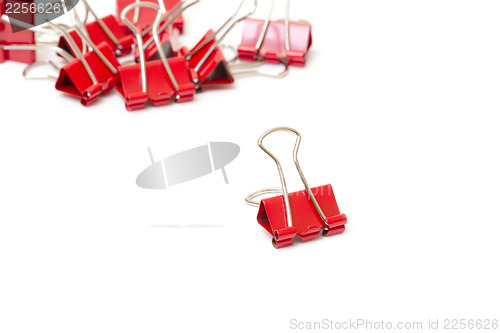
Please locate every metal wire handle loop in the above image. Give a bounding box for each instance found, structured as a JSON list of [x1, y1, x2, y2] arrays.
[[255, 0, 292, 60], [23, 60, 60, 81], [230, 59, 289, 78], [189, 0, 257, 72], [121, 1, 161, 94], [257, 127, 328, 227], [245, 188, 283, 207], [0, 44, 74, 63], [80, 0, 122, 54], [141, 0, 195, 43], [47, 21, 98, 85], [151, 0, 180, 92]]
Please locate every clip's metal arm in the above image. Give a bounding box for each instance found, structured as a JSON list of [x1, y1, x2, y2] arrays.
[[73, 25, 117, 74], [59, 0, 89, 54], [0, 44, 74, 63], [284, 0, 291, 51], [141, 0, 183, 37], [121, 1, 161, 94], [22, 60, 61, 81], [187, 0, 257, 72], [257, 127, 329, 228], [132, 0, 165, 24], [245, 188, 283, 207], [133, 0, 141, 23], [230, 59, 289, 78], [254, 0, 292, 59], [151, 0, 180, 93], [80, 0, 121, 51], [142, 0, 200, 50], [254, 0, 275, 58], [47, 21, 98, 85]]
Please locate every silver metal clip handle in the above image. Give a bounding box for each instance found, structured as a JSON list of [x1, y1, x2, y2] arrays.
[[151, 0, 180, 93], [81, 0, 121, 52], [230, 60, 289, 78], [23, 60, 61, 81], [186, 0, 257, 72], [0, 44, 74, 63], [254, 0, 292, 60], [121, 1, 161, 94], [47, 21, 98, 85], [142, 0, 200, 50], [257, 127, 329, 228]]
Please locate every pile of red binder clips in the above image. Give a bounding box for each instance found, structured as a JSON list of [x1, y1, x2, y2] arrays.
[[0, 0, 312, 111]]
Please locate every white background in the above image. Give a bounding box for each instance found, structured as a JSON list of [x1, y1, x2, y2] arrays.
[[1, 0, 500, 332]]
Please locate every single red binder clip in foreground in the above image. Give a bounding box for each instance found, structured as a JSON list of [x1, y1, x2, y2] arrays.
[[117, 0, 183, 33], [116, 1, 195, 111], [238, 0, 312, 66], [49, 22, 120, 106], [0, 18, 36, 64], [180, 0, 256, 89], [246, 128, 347, 248]]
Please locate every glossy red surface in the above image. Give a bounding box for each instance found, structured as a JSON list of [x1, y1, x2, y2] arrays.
[[58, 15, 134, 57], [116, 56, 196, 111], [238, 18, 312, 67], [181, 30, 234, 87], [257, 184, 347, 248], [0, 19, 35, 64], [56, 43, 121, 106]]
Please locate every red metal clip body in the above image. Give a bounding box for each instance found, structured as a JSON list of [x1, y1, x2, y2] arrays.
[[0, 19, 35, 64], [238, 18, 312, 67], [59, 15, 134, 57], [56, 42, 120, 106], [247, 128, 346, 248], [257, 185, 347, 248], [116, 57, 195, 111], [116, 1, 195, 111], [180, 30, 234, 87], [178, 0, 257, 87], [117, 0, 183, 33]]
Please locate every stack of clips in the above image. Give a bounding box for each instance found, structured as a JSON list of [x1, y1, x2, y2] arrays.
[[0, 0, 312, 110]]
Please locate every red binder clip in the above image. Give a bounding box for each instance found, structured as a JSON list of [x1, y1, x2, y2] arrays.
[[238, 0, 312, 66], [49, 22, 120, 106], [246, 128, 347, 248], [116, 1, 195, 111], [180, 0, 256, 89], [0, 18, 35, 64], [58, 0, 134, 57], [133, 0, 194, 62], [117, 0, 183, 33]]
